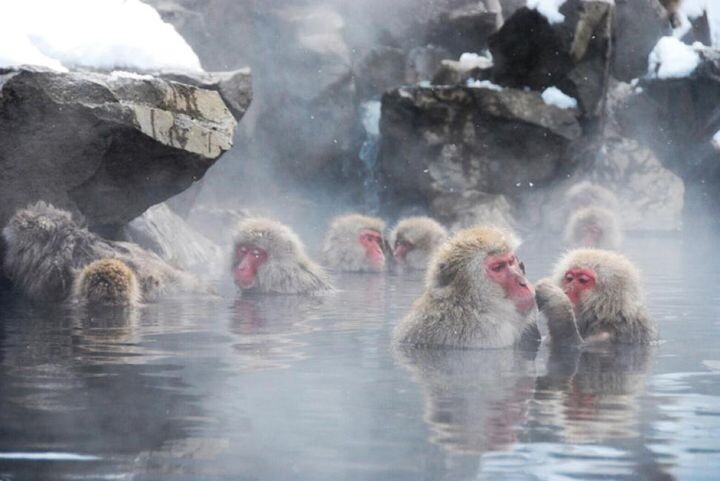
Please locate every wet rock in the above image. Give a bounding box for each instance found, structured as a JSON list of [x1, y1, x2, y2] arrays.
[[378, 85, 582, 214], [160, 68, 253, 120], [612, 0, 667, 81], [123, 203, 222, 274], [406, 45, 452, 84], [422, 1, 502, 58], [0, 67, 241, 234]]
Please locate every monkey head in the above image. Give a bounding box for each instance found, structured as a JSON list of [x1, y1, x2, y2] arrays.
[[232, 218, 332, 294], [322, 214, 386, 272], [428, 226, 535, 315], [564, 181, 619, 211], [390, 216, 448, 270], [74, 258, 140, 307], [564, 206, 621, 250], [552, 248, 643, 319]]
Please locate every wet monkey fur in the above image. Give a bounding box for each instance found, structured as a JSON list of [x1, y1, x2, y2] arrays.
[[564, 206, 622, 250], [390, 216, 448, 270], [73, 258, 141, 307], [322, 214, 387, 272], [393, 226, 540, 349], [231, 217, 333, 295], [536, 249, 657, 346]]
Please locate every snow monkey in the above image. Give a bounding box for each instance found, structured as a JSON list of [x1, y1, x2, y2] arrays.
[[1, 201, 202, 303], [564, 181, 619, 212], [393, 226, 540, 349], [231, 217, 333, 295], [564, 206, 622, 250], [535, 249, 657, 346], [390, 216, 448, 270], [322, 214, 386, 272], [73, 258, 140, 307]]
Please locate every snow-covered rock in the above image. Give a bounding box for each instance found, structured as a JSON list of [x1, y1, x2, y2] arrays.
[[648, 37, 701, 79], [541, 86, 578, 109], [0, 0, 202, 73], [526, 0, 567, 25]]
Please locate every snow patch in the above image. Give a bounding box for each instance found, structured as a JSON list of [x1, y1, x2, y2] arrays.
[[458, 52, 493, 71], [673, 0, 720, 47], [526, 0, 567, 25], [0, 0, 202, 73], [109, 71, 155, 81], [648, 36, 700, 79], [541, 86, 578, 109], [712, 130, 720, 150], [466, 79, 503, 91]]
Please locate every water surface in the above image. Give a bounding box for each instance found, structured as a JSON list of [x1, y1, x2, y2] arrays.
[[1, 237, 719, 480]]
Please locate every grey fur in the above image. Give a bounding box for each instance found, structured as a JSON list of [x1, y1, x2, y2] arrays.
[[393, 226, 540, 349], [232, 217, 333, 295], [2, 201, 203, 303], [536, 248, 657, 345], [390, 216, 448, 270], [564, 206, 622, 250], [73, 258, 141, 306], [322, 214, 386, 272]]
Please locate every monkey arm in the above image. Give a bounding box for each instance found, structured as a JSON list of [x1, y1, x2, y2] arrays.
[[535, 279, 583, 347]]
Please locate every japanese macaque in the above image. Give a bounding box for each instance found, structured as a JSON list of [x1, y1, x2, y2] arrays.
[[564, 206, 622, 250], [322, 214, 386, 272], [390, 216, 448, 270], [73, 258, 140, 307], [535, 249, 657, 346], [564, 181, 619, 212], [1, 201, 203, 303], [393, 226, 540, 349], [659, 0, 682, 28], [231, 218, 333, 295]]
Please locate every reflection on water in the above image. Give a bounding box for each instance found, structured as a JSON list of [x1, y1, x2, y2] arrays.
[[0, 239, 719, 480]]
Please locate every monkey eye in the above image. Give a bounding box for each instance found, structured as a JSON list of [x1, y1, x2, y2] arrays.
[[578, 275, 590, 284], [239, 246, 248, 254], [564, 273, 574, 283], [491, 262, 506, 272], [251, 249, 263, 258]]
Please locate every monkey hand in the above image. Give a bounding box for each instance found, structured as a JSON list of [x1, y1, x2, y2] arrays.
[[535, 279, 583, 346]]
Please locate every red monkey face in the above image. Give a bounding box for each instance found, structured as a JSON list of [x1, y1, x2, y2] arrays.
[[233, 244, 269, 289], [393, 238, 413, 263], [484, 252, 535, 313], [562, 267, 596, 305], [359, 229, 385, 268]]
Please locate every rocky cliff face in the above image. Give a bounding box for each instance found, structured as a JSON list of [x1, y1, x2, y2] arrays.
[[0, 67, 247, 235]]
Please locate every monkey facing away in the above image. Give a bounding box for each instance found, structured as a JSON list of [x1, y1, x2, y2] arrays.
[[2, 201, 203, 303], [535, 248, 657, 346], [322, 214, 386, 272], [231, 217, 333, 295], [393, 226, 540, 349], [390, 216, 448, 270], [73, 258, 141, 307], [564, 206, 622, 250]]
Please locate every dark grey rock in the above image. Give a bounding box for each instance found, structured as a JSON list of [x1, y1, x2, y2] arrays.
[[611, 0, 667, 81], [0, 67, 242, 234]]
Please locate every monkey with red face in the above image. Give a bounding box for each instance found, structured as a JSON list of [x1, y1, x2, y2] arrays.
[[393, 226, 540, 349], [390, 216, 448, 270], [564, 206, 621, 250], [322, 214, 386, 272], [536, 249, 657, 346], [232, 218, 333, 295]]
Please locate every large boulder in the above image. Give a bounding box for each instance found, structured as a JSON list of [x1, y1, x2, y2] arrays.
[[0, 67, 243, 234], [378, 85, 582, 224]]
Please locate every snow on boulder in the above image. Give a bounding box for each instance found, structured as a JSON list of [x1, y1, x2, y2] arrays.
[[541, 86, 578, 109], [0, 0, 202, 73], [526, 0, 567, 25], [648, 37, 701, 79]]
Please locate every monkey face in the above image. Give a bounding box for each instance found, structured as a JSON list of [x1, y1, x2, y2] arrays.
[[562, 267, 596, 305], [393, 238, 414, 263], [484, 252, 535, 313], [358, 229, 385, 268], [233, 244, 269, 289]]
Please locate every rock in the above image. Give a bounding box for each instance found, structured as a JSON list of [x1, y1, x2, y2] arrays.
[[488, 3, 613, 118], [0, 67, 241, 234], [422, 2, 502, 58], [160, 68, 253, 120], [123, 203, 222, 274], [186, 204, 252, 246], [432, 191, 516, 231], [611, 0, 667, 81], [617, 46, 720, 228], [378, 85, 582, 214], [406, 45, 452, 84], [355, 47, 406, 100]]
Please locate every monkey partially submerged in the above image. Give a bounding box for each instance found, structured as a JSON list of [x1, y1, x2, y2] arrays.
[[322, 214, 387, 272], [73, 258, 141, 307], [536, 249, 657, 345], [393, 226, 540, 349], [2, 201, 203, 303], [564, 206, 622, 250], [390, 217, 448, 270], [231, 217, 333, 295]]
